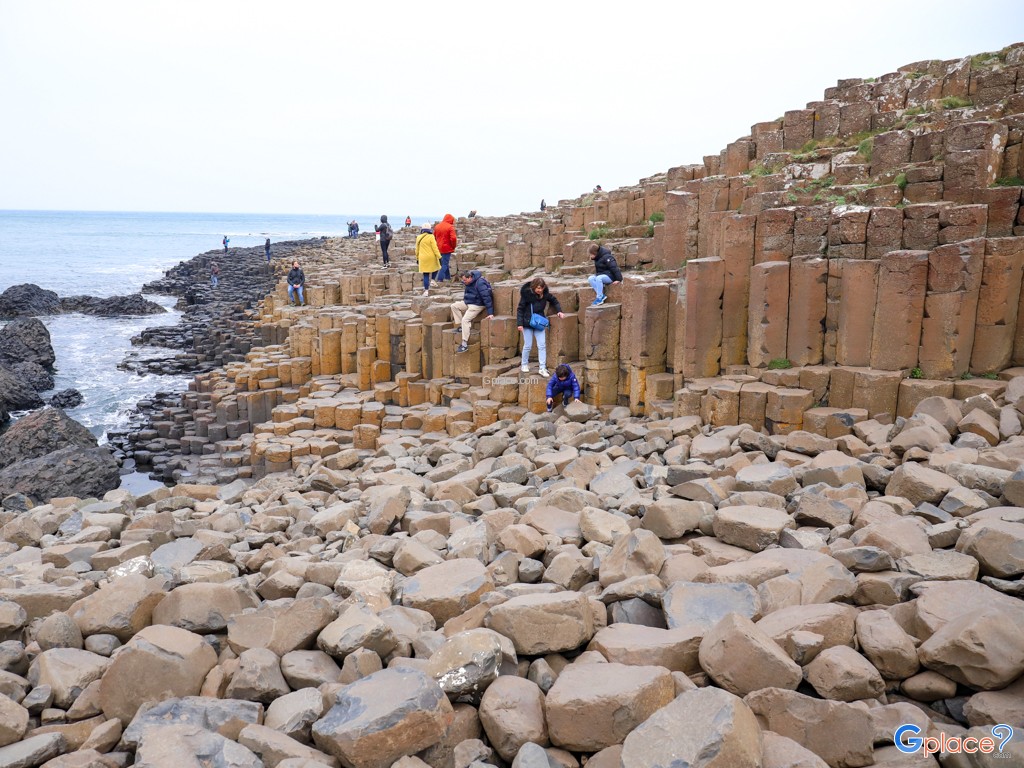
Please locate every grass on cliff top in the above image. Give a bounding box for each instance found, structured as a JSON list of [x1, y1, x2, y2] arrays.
[[767, 358, 793, 370]]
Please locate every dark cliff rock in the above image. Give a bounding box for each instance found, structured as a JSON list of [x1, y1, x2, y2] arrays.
[[0, 406, 98, 470], [0, 444, 120, 503], [0, 284, 61, 319], [0, 317, 56, 369], [60, 294, 167, 316]]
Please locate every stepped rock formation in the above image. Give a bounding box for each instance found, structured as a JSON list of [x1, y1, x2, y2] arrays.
[[2, 46, 1024, 768]]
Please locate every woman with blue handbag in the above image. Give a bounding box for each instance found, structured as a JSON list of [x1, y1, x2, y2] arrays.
[[516, 276, 564, 376]]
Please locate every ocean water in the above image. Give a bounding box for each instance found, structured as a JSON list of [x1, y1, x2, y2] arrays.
[[0, 210, 394, 444]]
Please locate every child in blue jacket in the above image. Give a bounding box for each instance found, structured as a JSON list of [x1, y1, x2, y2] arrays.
[[546, 364, 582, 411]]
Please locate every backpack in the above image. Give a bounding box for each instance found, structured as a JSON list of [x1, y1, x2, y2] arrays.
[[381, 223, 393, 241]]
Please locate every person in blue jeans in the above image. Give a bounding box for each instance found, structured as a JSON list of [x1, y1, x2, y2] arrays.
[[222, 235, 229, 253], [265, 238, 271, 262], [287, 260, 305, 306], [546, 364, 582, 411], [211, 262, 220, 288], [587, 243, 622, 305]]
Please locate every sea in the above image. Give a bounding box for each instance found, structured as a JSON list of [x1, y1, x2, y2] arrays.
[[0, 210, 403, 490]]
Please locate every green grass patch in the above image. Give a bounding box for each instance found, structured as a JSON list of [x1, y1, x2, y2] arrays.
[[910, 367, 924, 379], [645, 224, 655, 238], [648, 211, 665, 223], [856, 137, 874, 163], [981, 372, 999, 380], [941, 95, 973, 109], [895, 172, 908, 191], [959, 371, 974, 380], [904, 105, 929, 116], [587, 227, 609, 241], [767, 358, 793, 370], [750, 162, 782, 178], [799, 139, 820, 154], [994, 176, 1024, 187]]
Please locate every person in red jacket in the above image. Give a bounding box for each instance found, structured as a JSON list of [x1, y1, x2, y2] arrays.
[[433, 213, 457, 282]]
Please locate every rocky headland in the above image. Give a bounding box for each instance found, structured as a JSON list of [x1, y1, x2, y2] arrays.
[[1, 45, 1024, 768]]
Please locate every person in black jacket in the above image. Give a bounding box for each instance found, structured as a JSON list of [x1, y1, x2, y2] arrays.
[[516, 277, 563, 375], [375, 215, 393, 268], [451, 270, 493, 353], [287, 261, 305, 306], [588, 243, 623, 306]]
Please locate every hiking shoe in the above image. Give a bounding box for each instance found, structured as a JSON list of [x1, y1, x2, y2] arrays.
[[596, 295, 607, 305], [422, 289, 429, 297], [591, 298, 602, 306], [520, 365, 530, 373], [539, 367, 549, 377], [456, 344, 469, 353]]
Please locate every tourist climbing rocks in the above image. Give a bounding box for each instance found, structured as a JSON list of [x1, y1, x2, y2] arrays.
[[434, 213, 457, 282], [588, 243, 622, 306], [452, 270, 494, 353], [516, 276, 563, 376], [222, 235, 229, 253], [265, 238, 271, 262], [211, 262, 220, 288], [375, 215, 394, 268], [287, 260, 305, 305], [546, 364, 582, 411], [416, 223, 441, 296]]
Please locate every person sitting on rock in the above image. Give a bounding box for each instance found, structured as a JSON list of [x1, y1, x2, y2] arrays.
[[546, 364, 581, 412], [516, 276, 563, 376], [451, 270, 493, 353], [588, 243, 622, 306], [416, 223, 441, 296], [287, 260, 306, 306]]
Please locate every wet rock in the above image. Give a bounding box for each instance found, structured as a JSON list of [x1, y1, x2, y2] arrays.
[[0, 318, 55, 369], [0, 284, 62, 318], [60, 294, 167, 317], [0, 445, 119, 504], [48, 389, 84, 410]]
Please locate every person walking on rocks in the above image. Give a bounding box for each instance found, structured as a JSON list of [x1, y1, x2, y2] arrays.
[[287, 260, 306, 306], [540, 199, 546, 212], [222, 235, 229, 253], [265, 238, 271, 262], [587, 243, 622, 306], [211, 262, 220, 288], [451, 270, 493, 353], [375, 215, 394, 268], [416, 223, 441, 296], [434, 213, 458, 282], [516, 276, 563, 376], [546, 364, 581, 411], [405, 215, 412, 228]]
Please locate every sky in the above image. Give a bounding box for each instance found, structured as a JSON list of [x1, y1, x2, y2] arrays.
[[1, 1, 1023, 218]]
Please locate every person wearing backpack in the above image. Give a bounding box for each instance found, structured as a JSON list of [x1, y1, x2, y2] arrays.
[[433, 213, 457, 282], [516, 276, 563, 376], [375, 215, 394, 268]]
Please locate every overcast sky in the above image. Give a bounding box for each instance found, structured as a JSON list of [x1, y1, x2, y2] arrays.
[[1, 1, 1022, 217]]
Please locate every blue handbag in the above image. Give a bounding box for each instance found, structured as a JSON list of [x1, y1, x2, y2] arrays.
[[529, 311, 550, 330]]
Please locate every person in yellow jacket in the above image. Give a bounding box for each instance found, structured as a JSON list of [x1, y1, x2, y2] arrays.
[[416, 222, 441, 296]]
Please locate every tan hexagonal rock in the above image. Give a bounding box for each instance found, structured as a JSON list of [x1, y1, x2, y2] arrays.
[[484, 592, 594, 655], [546, 662, 675, 751], [918, 605, 1024, 690], [400, 558, 494, 625], [311, 668, 453, 768], [713, 505, 795, 552], [587, 624, 702, 674], [578, 506, 630, 546], [744, 687, 874, 768], [227, 597, 337, 656], [27, 648, 110, 709], [478, 675, 548, 762], [755, 603, 858, 659], [698, 613, 802, 696], [620, 687, 762, 768], [955, 518, 1024, 578], [0, 692, 29, 747], [640, 498, 707, 539], [804, 645, 886, 702], [317, 605, 398, 660], [151, 582, 259, 634], [67, 574, 166, 642], [885, 463, 961, 506], [854, 609, 920, 680], [761, 730, 830, 768], [99, 625, 218, 724]]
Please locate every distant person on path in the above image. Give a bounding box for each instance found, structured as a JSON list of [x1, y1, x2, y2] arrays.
[[265, 238, 271, 262], [451, 270, 493, 353], [540, 199, 546, 212], [434, 213, 457, 282], [468, 210, 477, 218], [516, 276, 563, 376], [416, 222, 441, 296], [211, 262, 220, 288], [405, 216, 412, 228], [348, 220, 359, 239], [587, 243, 622, 306], [375, 215, 394, 268], [287, 260, 306, 305], [546, 364, 582, 411], [222, 235, 229, 253], [593, 185, 603, 193]]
